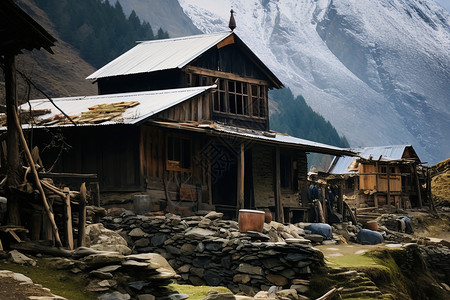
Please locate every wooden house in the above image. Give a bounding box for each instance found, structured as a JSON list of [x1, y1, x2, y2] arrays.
[[327, 145, 427, 209], [3, 26, 354, 222]]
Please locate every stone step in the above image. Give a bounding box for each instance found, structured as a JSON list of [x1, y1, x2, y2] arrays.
[[341, 290, 383, 299], [341, 285, 380, 293]]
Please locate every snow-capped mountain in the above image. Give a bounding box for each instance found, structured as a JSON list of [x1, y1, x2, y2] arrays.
[[178, 0, 450, 164]]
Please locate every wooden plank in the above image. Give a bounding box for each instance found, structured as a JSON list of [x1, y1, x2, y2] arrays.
[[63, 187, 74, 250], [184, 66, 269, 86], [38, 172, 97, 179], [217, 34, 235, 48]]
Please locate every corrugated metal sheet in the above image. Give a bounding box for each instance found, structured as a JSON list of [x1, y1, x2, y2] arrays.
[[153, 121, 355, 156], [87, 32, 232, 80], [12, 86, 214, 128], [328, 156, 358, 175], [328, 145, 411, 174], [214, 124, 350, 153], [354, 145, 409, 161]]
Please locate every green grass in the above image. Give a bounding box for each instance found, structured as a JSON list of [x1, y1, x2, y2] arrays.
[[169, 283, 231, 300], [0, 259, 97, 300], [324, 252, 380, 268]]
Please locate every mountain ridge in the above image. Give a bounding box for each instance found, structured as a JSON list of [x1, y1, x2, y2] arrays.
[[177, 0, 450, 164]]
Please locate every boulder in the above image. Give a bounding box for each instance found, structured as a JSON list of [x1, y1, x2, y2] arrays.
[[85, 223, 131, 255], [9, 250, 36, 266]]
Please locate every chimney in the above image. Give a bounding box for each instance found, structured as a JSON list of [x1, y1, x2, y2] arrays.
[[229, 9, 236, 31]]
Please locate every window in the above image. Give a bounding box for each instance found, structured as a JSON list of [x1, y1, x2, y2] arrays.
[[187, 72, 267, 118], [390, 167, 396, 174], [213, 78, 266, 118], [251, 84, 265, 118], [166, 135, 191, 171], [381, 166, 387, 173]]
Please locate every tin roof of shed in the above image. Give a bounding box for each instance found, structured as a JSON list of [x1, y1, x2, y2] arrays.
[[328, 145, 419, 175], [8, 86, 214, 128]]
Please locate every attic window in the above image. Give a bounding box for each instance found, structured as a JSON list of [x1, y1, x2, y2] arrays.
[[213, 78, 266, 118]]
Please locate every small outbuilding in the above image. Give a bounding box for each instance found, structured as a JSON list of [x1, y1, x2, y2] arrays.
[[327, 145, 428, 209]]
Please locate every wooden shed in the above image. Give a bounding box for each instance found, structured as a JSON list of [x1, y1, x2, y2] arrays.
[[327, 145, 427, 209]]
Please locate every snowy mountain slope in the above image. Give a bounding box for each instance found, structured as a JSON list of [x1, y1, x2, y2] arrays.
[[178, 0, 450, 164]]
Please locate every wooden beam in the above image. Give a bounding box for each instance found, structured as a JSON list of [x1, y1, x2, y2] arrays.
[[63, 187, 73, 250], [411, 164, 423, 208], [39, 172, 97, 179], [183, 66, 269, 86], [77, 183, 86, 248], [275, 147, 283, 223], [237, 143, 245, 209], [12, 99, 62, 247]]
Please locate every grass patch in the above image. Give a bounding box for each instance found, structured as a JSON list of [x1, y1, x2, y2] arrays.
[[0, 259, 97, 300], [324, 252, 380, 268], [169, 283, 231, 300]]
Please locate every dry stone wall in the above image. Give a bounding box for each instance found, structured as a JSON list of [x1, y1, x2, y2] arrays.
[[102, 211, 325, 294]]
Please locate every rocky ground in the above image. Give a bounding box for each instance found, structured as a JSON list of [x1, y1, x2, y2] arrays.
[[1, 207, 450, 300]]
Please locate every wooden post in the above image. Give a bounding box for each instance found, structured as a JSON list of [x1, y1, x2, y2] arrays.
[[275, 147, 283, 223], [427, 168, 437, 214], [411, 164, 423, 208], [316, 200, 326, 223], [237, 144, 245, 209], [338, 182, 344, 215], [374, 162, 379, 208], [4, 54, 21, 226], [321, 185, 327, 222], [30, 213, 42, 241], [63, 187, 73, 250], [77, 183, 87, 247]]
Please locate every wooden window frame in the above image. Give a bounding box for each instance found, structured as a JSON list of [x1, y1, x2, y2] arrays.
[[166, 134, 192, 172]]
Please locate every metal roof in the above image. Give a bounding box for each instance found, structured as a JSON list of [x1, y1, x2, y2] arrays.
[[152, 121, 356, 157], [86, 32, 232, 80], [328, 145, 417, 175], [10, 86, 214, 129], [352, 145, 411, 161]]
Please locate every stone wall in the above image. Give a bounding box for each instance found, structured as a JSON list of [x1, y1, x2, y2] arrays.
[[102, 211, 325, 294], [252, 145, 275, 208]]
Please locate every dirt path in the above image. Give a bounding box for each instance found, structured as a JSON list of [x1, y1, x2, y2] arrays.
[[0, 270, 65, 300]]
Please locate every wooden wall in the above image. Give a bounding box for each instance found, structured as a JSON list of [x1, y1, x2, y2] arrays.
[[155, 94, 211, 122], [33, 125, 142, 192], [140, 125, 208, 204]]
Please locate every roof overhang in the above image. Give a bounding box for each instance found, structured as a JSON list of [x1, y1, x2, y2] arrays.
[[150, 121, 355, 157]]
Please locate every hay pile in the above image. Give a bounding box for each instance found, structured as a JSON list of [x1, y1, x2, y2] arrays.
[[431, 158, 450, 206]]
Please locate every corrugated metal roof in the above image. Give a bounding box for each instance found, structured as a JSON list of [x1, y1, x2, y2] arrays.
[[353, 145, 409, 161], [152, 121, 355, 156], [214, 124, 351, 154], [328, 145, 414, 174], [11, 86, 214, 128], [328, 156, 359, 175], [86, 32, 232, 80]]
